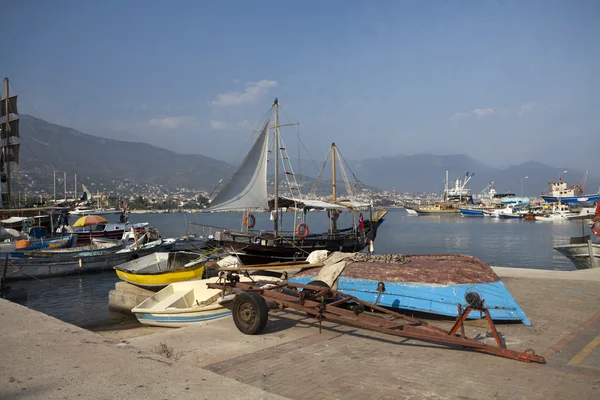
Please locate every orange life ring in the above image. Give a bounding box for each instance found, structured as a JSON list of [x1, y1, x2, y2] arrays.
[[243, 214, 256, 229], [296, 223, 309, 239], [592, 216, 600, 237]]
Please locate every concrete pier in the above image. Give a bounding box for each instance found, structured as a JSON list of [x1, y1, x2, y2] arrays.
[[108, 281, 156, 313], [2, 267, 599, 399]]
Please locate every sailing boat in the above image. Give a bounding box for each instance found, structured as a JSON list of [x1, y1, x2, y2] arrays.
[[196, 98, 387, 264]]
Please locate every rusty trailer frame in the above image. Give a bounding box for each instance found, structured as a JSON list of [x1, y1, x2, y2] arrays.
[[207, 278, 546, 364]]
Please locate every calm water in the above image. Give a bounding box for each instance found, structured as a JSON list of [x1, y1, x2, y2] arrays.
[[10, 209, 586, 328]]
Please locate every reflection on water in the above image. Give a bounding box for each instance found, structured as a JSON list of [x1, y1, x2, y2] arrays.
[[10, 208, 583, 327]]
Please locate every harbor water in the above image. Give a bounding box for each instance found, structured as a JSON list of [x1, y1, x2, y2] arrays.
[[9, 208, 588, 328]]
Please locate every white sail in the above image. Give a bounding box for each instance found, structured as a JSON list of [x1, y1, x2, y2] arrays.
[[206, 121, 270, 212]]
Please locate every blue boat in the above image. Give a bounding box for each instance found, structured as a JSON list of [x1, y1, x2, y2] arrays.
[[541, 179, 600, 204], [459, 208, 485, 217], [541, 194, 600, 204], [290, 253, 531, 325], [498, 214, 523, 219]]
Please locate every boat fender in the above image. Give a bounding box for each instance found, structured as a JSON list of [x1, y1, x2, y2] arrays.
[[592, 216, 600, 237], [296, 223, 309, 239], [359, 212, 365, 230], [243, 214, 256, 229]]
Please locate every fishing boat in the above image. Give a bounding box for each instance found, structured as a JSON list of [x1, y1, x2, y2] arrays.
[[407, 171, 474, 215], [132, 275, 282, 327], [554, 242, 600, 269], [289, 251, 531, 325], [73, 222, 150, 245], [193, 98, 387, 264], [70, 206, 122, 216], [4, 229, 173, 280], [534, 203, 578, 222], [541, 173, 600, 204], [458, 208, 485, 217], [498, 213, 522, 220], [2, 242, 167, 281], [114, 251, 213, 289], [554, 201, 600, 269], [459, 182, 528, 217]]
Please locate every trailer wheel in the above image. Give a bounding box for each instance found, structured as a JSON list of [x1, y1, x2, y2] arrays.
[[232, 292, 268, 335]]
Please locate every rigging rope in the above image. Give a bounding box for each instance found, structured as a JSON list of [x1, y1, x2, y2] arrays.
[[308, 147, 331, 198]]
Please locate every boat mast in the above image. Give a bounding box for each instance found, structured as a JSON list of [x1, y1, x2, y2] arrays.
[[3, 78, 11, 208], [444, 170, 448, 202], [273, 98, 279, 236], [53, 170, 56, 202], [331, 143, 337, 202]]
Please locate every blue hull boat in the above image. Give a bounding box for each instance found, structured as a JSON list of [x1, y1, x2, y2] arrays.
[[459, 208, 484, 217], [290, 253, 531, 325], [498, 214, 522, 219], [541, 193, 600, 204]]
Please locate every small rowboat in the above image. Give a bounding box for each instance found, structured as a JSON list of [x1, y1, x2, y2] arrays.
[[132, 275, 281, 327], [114, 251, 210, 289]]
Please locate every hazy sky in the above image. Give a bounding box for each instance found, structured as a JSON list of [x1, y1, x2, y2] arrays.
[[3, 1, 599, 170]]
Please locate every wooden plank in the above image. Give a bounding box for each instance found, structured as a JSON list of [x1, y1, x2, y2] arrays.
[[218, 262, 323, 272]]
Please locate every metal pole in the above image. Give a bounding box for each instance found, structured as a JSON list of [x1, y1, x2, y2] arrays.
[[331, 143, 337, 202], [444, 170, 448, 202], [64, 172, 67, 201], [74, 173, 77, 200], [273, 98, 279, 237], [589, 240, 597, 269], [53, 170, 56, 202]]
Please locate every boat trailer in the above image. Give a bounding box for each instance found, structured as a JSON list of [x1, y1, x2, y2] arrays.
[[207, 276, 546, 364]]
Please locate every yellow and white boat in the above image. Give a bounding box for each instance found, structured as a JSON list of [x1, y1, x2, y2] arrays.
[[132, 275, 281, 327], [114, 251, 210, 289]]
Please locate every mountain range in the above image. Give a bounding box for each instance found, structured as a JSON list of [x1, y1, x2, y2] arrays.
[[15, 115, 600, 197], [18, 115, 232, 193]]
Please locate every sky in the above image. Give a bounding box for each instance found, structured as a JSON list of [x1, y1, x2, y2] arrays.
[[3, 0, 600, 171]]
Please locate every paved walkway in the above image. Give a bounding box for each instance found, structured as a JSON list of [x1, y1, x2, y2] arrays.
[[0, 299, 288, 400], [128, 275, 600, 400], [2, 268, 599, 399]]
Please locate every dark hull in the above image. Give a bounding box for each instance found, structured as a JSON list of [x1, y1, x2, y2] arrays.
[[208, 221, 383, 265], [74, 226, 147, 245]]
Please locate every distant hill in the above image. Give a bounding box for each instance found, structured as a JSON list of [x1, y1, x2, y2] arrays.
[[350, 154, 600, 197], [13, 116, 600, 197], [18, 115, 233, 192]]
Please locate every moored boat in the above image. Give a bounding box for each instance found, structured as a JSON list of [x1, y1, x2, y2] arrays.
[[114, 251, 213, 289], [541, 176, 600, 204], [73, 222, 150, 245], [289, 252, 531, 325], [132, 275, 282, 327], [554, 200, 600, 269], [554, 242, 600, 269], [458, 208, 484, 217], [198, 99, 387, 264]]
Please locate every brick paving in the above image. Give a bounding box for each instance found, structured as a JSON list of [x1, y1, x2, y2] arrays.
[[201, 278, 600, 400]]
